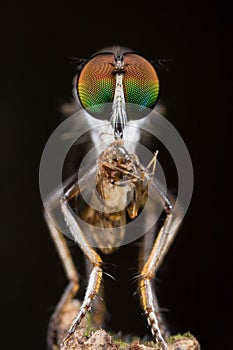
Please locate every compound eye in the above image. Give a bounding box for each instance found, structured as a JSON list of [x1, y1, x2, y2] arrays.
[[77, 54, 115, 118], [123, 53, 159, 117], [76, 51, 160, 121]]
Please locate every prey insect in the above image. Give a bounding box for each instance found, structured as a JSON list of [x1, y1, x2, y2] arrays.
[[44, 46, 181, 350]]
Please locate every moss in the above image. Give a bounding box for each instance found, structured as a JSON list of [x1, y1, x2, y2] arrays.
[[114, 339, 129, 349], [182, 332, 195, 339], [113, 336, 144, 349], [167, 331, 195, 343], [82, 317, 197, 349], [83, 313, 97, 338]]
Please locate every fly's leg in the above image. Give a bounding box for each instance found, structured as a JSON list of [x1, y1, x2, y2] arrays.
[[44, 212, 79, 349], [139, 204, 174, 350], [45, 180, 103, 347], [152, 291, 170, 339], [59, 186, 103, 345], [146, 150, 159, 177]]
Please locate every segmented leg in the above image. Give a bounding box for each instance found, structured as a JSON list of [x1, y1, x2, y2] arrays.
[[139, 179, 182, 350], [152, 291, 170, 339], [59, 186, 103, 345], [45, 179, 103, 347], [44, 212, 79, 349]]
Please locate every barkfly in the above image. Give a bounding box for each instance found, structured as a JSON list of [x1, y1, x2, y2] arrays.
[[44, 46, 181, 350]]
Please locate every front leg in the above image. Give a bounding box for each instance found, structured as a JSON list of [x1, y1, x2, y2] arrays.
[[45, 178, 103, 347], [44, 211, 80, 349], [62, 264, 102, 343], [60, 189, 103, 346], [140, 203, 175, 350]]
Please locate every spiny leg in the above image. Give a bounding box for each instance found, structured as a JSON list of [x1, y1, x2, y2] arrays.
[[59, 187, 103, 345], [142, 151, 171, 341], [139, 185, 182, 350], [138, 227, 170, 340], [152, 290, 170, 339], [44, 212, 79, 349]]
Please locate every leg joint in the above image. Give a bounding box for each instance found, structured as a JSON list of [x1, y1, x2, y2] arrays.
[[164, 203, 173, 214]]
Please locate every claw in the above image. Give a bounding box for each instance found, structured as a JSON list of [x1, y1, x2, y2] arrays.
[[60, 332, 72, 348]]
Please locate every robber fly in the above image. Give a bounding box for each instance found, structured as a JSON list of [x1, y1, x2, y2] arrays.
[[44, 46, 181, 350]]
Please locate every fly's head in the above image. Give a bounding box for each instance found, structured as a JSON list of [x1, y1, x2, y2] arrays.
[[75, 47, 160, 122]]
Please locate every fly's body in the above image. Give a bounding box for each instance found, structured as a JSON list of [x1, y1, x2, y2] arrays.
[[44, 46, 180, 350]]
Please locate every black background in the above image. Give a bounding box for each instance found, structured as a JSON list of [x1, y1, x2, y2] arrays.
[[1, 1, 232, 350]]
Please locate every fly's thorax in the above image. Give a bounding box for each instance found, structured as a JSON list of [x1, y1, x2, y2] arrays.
[[74, 141, 156, 253]]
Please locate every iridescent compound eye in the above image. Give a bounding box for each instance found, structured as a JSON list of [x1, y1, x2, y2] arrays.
[[76, 52, 160, 120], [77, 54, 116, 116], [123, 53, 160, 115]]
